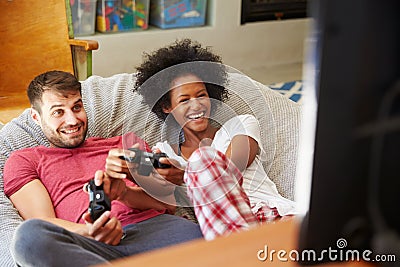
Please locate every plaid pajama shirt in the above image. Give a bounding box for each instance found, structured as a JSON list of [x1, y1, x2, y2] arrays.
[[184, 147, 281, 240]]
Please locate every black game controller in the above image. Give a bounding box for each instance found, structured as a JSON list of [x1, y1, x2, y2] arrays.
[[120, 147, 170, 176], [87, 179, 111, 221]]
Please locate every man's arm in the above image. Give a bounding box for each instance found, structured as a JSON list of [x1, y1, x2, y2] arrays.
[[94, 169, 175, 213], [10, 179, 56, 220], [118, 185, 176, 214], [10, 179, 123, 245], [103, 146, 177, 212]]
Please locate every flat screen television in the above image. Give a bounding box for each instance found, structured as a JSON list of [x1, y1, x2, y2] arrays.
[[297, 0, 400, 265]]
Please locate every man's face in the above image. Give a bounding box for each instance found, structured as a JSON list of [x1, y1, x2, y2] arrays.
[[31, 90, 88, 148]]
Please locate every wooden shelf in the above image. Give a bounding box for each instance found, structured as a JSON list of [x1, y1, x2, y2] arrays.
[[0, 95, 29, 124]]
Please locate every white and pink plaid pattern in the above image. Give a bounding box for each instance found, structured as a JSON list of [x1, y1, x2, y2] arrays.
[[184, 147, 282, 240]]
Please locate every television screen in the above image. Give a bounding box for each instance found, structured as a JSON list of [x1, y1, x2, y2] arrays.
[[297, 0, 400, 265]]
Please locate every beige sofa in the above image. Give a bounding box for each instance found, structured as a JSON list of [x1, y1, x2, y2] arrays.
[[0, 72, 301, 266]]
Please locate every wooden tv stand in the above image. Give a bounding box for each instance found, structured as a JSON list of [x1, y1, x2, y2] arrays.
[[95, 218, 375, 267]]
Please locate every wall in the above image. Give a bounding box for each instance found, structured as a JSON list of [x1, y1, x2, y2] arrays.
[[83, 0, 310, 81]]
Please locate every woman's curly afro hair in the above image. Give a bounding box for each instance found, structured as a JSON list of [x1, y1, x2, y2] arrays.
[[134, 38, 229, 121]]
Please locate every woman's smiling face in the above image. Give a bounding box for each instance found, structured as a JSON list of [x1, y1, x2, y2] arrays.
[[164, 74, 211, 133]]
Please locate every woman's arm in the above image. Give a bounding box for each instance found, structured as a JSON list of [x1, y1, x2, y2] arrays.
[[225, 135, 259, 172], [222, 115, 262, 172]]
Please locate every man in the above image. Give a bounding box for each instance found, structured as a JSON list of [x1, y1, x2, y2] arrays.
[[3, 70, 202, 267]]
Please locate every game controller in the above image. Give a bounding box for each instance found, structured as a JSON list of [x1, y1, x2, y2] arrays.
[[87, 179, 111, 221], [120, 147, 170, 176]]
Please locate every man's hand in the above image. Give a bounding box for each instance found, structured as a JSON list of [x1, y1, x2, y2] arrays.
[[82, 211, 124, 245], [100, 144, 178, 212], [92, 170, 127, 202], [105, 144, 140, 180]]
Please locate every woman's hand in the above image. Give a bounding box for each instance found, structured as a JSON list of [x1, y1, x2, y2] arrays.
[[155, 157, 185, 185], [151, 148, 185, 185]]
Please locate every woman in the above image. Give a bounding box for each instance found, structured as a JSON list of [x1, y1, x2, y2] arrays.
[[134, 39, 297, 240]]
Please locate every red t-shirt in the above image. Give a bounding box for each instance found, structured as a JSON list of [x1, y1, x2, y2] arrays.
[[3, 133, 164, 226]]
